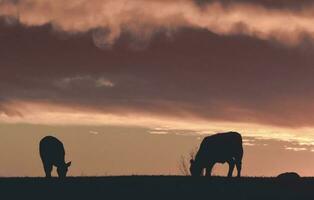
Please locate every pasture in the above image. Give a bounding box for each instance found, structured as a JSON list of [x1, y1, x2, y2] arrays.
[[0, 176, 312, 200]]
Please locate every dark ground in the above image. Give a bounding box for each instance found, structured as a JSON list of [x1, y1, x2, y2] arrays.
[[0, 176, 313, 200]]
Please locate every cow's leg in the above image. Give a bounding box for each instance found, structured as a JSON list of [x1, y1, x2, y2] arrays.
[[205, 163, 214, 177], [235, 147, 243, 178], [43, 163, 53, 178], [235, 160, 242, 177], [227, 160, 235, 177]]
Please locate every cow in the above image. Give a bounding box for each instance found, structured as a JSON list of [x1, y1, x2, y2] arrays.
[[277, 172, 300, 182], [39, 136, 71, 178], [190, 131, 243, 177]]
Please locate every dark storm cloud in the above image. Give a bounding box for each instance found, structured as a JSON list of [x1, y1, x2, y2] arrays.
[[1, 21, 314, 127]]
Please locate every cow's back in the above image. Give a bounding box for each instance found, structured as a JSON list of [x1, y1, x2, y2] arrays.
[[197, 132, 243, 163], [39, 136, 65, 164]]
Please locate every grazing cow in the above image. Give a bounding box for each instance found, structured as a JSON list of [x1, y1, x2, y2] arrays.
[[39, 136, 71, 178], [190, 131, 243, 177]]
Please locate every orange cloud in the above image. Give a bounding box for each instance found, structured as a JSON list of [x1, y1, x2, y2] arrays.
[[1, 0, 314, 46], [2, 100, 314, 146]]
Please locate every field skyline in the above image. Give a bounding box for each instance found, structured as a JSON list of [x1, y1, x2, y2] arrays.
[[0, 123, 313, 177], [2, 0, 314, 178]]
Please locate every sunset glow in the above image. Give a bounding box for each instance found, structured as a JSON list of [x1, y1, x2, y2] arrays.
[[1, 0, 314, 177], [2, 100, 314, 146]]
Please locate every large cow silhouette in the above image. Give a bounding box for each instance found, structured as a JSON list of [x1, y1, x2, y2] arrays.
[[190, 131, 243, 177], [39, 136, 71, 178]]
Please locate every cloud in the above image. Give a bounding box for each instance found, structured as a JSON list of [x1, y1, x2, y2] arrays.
[[89, 130, 100, 135], [0, 101, 23, 117], [3, 100, 314, 146], [55, 75, 115, 89], [95, 78, 115, 88], [2, 15, 314, 144], [2, 0, 314, 47], [285, 146, 307, 152], [2, 22, 314, 129], [3, 1, 314, 177]]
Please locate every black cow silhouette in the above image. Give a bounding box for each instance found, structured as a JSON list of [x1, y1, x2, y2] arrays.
[[39, 136, 71, 178], [190, 131, 243, 177], [277, 172, 300, 181]]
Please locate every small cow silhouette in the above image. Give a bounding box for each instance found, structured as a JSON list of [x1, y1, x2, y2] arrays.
[[190, 131, 243, 177], [277, 172, 300, 181], [39, 136, 71, 178]]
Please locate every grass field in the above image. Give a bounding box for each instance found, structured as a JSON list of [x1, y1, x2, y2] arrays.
[[0, 176, 312, 200]]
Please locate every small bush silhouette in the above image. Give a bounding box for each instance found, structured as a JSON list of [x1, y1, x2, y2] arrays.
[[178, 150, 196, 176]]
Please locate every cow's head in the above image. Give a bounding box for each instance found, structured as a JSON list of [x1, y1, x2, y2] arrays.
[[57, 161, 72, 178], [189, 159, 202, 176]]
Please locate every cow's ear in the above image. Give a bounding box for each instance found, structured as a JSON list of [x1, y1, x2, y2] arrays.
[[190, 159, 194, 164], [66, 161, 72, 167]]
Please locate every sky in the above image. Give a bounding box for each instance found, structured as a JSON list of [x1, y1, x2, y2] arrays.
[[1, 0, 314, 176]]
